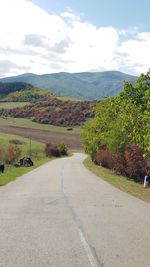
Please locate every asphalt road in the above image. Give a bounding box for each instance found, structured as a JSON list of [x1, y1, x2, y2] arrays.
[[0, 153, 150, 267]]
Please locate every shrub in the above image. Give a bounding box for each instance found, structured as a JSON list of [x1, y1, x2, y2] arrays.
[[112, 155, 126, 175], [124, 144, 146, 182], [94, 144, 147, 182], [4, 145, 22, 164], [58, 143, 68, 156], [94, 145, 113, 169], [45, 143, 60, 157], [0, 145, 5, 162]]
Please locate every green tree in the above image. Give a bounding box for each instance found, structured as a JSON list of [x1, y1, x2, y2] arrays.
[[81, 70, 150, 159]]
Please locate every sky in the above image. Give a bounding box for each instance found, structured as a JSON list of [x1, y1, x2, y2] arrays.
[[0, 0, 150, 78]]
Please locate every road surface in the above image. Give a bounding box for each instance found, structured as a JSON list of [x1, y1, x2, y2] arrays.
[[0, 153, 150, 267]]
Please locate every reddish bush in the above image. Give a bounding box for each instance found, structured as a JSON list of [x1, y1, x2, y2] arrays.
[[94, 145, 114, 169], [4, 145, 21, 164], [94, 144, 147, 182], [5, 97, 96, 127], [124, 144, 146, 182], [45, 143, 60, 157], [0, 146, 5, 162], [112, 155, 126, 175]]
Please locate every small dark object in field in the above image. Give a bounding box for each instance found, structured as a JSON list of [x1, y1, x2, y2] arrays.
[[19, 157, 33, 167], [9, 139, 24, 145], [14, 163, 20, 167], [0, 163, 5, 173], [67, 128, 73, 131]]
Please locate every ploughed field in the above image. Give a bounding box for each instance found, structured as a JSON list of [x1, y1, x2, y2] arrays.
[[0, 97, 95, 150], [0, 125, 82, 151]]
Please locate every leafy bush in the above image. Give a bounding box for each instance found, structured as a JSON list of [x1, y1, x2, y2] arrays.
[[124, 144, 146, 182], [58, 143, 68, 156], [45, 143, 68, 157], [94, 145, 113, 169], [0, 146, 5, 162], [45, 143, 60, 157], [3, 145, 22, 164]]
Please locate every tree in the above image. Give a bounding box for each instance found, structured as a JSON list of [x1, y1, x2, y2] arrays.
[[81, 70, 150, 178]]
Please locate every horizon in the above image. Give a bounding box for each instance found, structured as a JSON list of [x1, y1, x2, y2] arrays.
[[1, 70, 138, 79]]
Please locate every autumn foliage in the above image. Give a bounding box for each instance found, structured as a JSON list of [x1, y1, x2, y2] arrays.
[[0, 97, 96, 127], [94, 144, 147, 182], [0, 145, 21, 164]]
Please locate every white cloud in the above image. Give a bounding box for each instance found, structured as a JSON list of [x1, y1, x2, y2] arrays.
[[0, 0, 149, 77]]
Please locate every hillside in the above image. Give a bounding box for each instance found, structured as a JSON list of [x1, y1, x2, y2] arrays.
[[0, 82, 51, 102], [0, 97, 96, 127], [0, 82, 34, 97], [0, 71, 137, 100]]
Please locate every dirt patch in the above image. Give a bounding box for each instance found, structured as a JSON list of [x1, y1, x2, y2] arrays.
[[0, 125, 83, 151]]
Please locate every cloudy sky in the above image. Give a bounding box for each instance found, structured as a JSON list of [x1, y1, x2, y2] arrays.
[[0, 0, 149, 77]]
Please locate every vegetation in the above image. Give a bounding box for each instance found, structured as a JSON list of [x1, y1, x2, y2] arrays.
[[0, 117, 81, 133], [0, 102, 29, 109], [84, 157, 150, 202], [0, 97, 95, 127], [58, 143, 68, 155], [45, 143, 68, 157], [0, 71, 137, 100], [81, 70, 150, 183], [0, 82, 52, 102], [0, 133, 50, 185], [0, 82, 34, 98], [3, 88, 50, 102]]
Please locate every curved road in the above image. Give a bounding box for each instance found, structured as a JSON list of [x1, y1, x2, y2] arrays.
[[0, 153, 149, 267]]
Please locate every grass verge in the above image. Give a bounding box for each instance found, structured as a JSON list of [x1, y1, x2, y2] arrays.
[[0, 157, 50, 186], [0, 133, 52, 186], [84, 156, 150, 202]]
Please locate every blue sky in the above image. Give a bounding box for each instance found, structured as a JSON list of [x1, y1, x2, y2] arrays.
[[31, 0, 150, 30], [0, 0, 149, 77]]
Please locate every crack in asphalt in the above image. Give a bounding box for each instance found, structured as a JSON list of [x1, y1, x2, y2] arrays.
[[60, 166, 104, 267]]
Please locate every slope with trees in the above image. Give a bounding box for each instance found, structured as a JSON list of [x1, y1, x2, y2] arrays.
[[0, 71, 137, 100], [0, 97, 96, 127], [0, 82, 51, 102], [81, 70, 150, 182]]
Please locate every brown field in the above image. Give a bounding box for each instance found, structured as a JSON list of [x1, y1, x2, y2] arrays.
[[0, 125, 82, 151]]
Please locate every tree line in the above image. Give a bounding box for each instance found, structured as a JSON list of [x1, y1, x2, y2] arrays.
[[81, 70, 150, 182]]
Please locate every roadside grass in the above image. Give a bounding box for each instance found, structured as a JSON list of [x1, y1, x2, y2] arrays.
[[0, 102, 29, 109], [84, 156, 150, 202], [0, 133, 51, 186], [0, 117, 81, 134]]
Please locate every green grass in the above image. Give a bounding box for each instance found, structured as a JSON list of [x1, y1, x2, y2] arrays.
[[0, 133, 51, 186], [84, 156, 150, 202], [0, 102, 29, 109], [0, 117, 81, 134]]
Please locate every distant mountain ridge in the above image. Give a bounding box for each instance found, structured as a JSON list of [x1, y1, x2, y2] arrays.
[[0, 71, 137, 100]]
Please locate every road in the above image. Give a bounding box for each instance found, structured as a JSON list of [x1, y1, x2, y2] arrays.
[[0, 153, 150, 267]]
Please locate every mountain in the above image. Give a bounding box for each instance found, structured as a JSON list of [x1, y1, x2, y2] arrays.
[[0, 71, 137, 100]]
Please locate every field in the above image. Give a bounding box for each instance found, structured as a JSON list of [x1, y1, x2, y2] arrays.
[[0, 102, 29, 109], [0, 133, 51, 185], [0, 117, 81, 133], [0, 124, 82, 151]]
